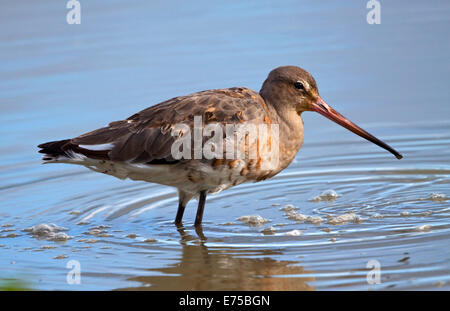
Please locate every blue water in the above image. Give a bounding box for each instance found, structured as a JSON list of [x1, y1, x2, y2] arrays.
[[0, 0, 449, 290]]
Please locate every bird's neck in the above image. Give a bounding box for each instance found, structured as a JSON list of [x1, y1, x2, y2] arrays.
[[260, 91, 303, 135], [260, 95, 305, 173]]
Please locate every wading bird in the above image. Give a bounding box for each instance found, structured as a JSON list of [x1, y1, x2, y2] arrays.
[[38, 66, 402, 227]]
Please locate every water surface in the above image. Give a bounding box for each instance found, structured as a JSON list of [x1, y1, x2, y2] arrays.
[[1, 0, 449, 290]]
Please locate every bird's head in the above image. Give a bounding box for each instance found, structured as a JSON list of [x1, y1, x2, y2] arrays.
[[260, 66, 403, 159]]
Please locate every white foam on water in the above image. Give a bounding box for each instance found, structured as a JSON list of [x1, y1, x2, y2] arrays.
[[280, 204, 297, 212], [306, 216, 324, 225], [370, 213, 384, 219], [311, 190, 339, 202], [327, 213, 365, 225], [261, 226, 276, 235], [285, 229, 302, 236], [23, 224, 71, 241], [237, 215, 270, 226], [429, 193, 447, 201], [284, 211, 308, 222], [414, 225, 432, 232]]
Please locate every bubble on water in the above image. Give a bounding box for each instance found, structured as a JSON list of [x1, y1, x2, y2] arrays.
[[261, 226, 276, 235], [400, 211, 410, 217], [429, 193, 447, 201], [237, 215, 270, 226], [85, 225, 112, 237], [85, 229, 111, 237], [306, 216, 323, 225], [370, 213, 384, 219], [285, 229, 302, 236], [414, 225, 431, 232], [327, 213, 364, 225], [24, 223, 71, 241], [311, 190, 339, 202], [284, 211, 308, 222], [330, 237, 337, 242], [24, 223, 66, 235], [86, 229, 101, 235], [53, 232, 71, 241], [280, 204, 297, 212]]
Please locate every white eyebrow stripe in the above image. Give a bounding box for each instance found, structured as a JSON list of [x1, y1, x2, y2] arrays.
[[297, 80, 310, 90], [79, 143, 114, 151]]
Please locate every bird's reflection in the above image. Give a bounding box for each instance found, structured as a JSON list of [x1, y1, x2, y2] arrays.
[[121, 224, 315, 290]]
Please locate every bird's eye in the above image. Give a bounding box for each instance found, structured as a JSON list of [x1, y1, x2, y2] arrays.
[[294, 81, 304, 90]]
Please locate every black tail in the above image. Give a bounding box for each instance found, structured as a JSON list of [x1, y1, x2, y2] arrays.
[[38, 139, 110, 161], [38, 139, 72, 160]]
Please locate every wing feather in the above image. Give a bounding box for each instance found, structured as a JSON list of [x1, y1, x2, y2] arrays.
[[68, 87, 267, 163]]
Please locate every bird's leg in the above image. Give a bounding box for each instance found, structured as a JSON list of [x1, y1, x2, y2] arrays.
[[194, 190, 207, 227], [175, 201, 186, 225], [195, 224, 206, 241], [175, 190, 190, 225]]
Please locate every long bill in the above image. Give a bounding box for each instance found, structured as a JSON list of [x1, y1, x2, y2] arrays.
[[312, 97, 403, 160]]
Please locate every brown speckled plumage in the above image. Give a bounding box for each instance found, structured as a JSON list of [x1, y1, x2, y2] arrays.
[[38, 66, 402, 226]]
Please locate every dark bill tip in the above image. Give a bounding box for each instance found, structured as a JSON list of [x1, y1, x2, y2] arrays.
[[312, 97, 403, 160]]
